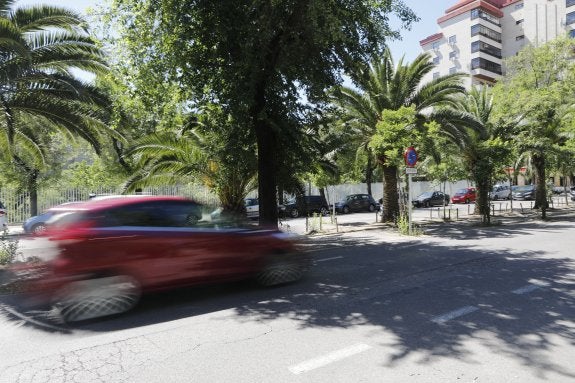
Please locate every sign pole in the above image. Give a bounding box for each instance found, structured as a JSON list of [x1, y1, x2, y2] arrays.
[[408, 173, 412, 235]]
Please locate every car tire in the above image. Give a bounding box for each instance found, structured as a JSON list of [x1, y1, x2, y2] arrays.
[[320, 207, 329, 216], [465, 198, 470, 204], [342, 206, 350, 214], [493, 195, 499, 201], [256, 253, 310, 287], [368, 204, 375, 212], [290, 208, 299, 218], [31, 223, 47, 235], [53, 275, 141, 322], [424, 201, 430, 208]]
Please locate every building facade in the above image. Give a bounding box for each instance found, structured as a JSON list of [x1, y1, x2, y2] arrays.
[[420, 0, 575, 87]]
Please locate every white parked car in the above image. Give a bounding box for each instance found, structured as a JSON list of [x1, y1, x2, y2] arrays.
[[490, 185, 511, 200], [0, 200, 6, 231], [245, 198, 259, 219]]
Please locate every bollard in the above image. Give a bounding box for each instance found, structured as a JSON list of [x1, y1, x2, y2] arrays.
[[456, 208, 459, 221], [492, 204, 495, 216], [448, 209, 451, 220], [468, 204, 470, 215], [319, 215, 322, 231], [305, 216, 309, 232]]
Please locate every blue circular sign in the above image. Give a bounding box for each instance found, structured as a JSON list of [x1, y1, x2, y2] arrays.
[[404, 146, 418, 167]]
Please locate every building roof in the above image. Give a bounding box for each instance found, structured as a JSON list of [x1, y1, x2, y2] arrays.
[[419, 33, 444, 47], [439, 0, 504, 24]]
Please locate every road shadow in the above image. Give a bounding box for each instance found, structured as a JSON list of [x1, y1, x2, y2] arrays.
[[0, 227, 574, 380]]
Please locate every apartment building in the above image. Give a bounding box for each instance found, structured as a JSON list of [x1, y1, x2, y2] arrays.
[[420, 0, 575, 87]]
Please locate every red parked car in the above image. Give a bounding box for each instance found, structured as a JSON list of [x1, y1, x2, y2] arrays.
[[12, 196, 309, 322], [451, 187, 476, 204]]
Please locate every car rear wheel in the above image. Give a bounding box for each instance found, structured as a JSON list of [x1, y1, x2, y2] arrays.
[[31, 223, 47, 235], [256, 253, 310, 287], [320, 207, 329, 216], [368, 204, 375, 212], [492, 195, 499, 201], [465, 198, 470, 204], [342, 206, 350, 214], [290, 208, 299, 218], [53, 275, 141, 322], [424, 201, 430, 208]]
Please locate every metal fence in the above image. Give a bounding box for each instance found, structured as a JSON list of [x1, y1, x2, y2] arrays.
[[0, 185, 219, 224]]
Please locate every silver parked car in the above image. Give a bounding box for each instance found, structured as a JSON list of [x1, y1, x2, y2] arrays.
[[490, 185, 510, 200]]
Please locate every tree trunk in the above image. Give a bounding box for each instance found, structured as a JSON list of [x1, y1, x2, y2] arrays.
[[532, 153, 547, 218], [255, 122, 278, 227], [366, 153, 373, 196], [29, 171, 39, 217], [381, 164, 399, 222], [475, 179, 490, 224]]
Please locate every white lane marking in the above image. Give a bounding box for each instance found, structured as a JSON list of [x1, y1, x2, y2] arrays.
[[431, 305, 479, 324], [512, 284, 540, 295], [288, 343, 372, 375], [316, 256, 343, 262]]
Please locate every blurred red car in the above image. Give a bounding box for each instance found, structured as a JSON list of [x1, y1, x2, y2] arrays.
[[451, 187, 476, 204], [13, 196, 309, 322]]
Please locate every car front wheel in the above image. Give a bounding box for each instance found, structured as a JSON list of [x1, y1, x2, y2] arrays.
[[342, 206, 350, 214], [31, 223, 47, 235], [290, 208, 299, 218], [53, 275, 141, 322], [368, 204, 375, 212], [256, 253, 310, 286]]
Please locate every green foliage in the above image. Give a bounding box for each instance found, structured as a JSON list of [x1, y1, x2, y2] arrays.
[[396, 214, 423, 236], [369, 106, 418, 165], [493, 36, 575, 218], [0, 233, 20, 266]]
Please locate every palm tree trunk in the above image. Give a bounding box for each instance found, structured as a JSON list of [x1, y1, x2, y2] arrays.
[[381, 164, 399, 222], [366, 153, 373, 196], [475, 179, 490, 224]]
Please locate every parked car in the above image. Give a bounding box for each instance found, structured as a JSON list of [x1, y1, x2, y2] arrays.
[[451, 188, 476, 204], [0, 200, 6, 231], [10, 196, 309, 322], [334, 194, 380, 214], [490, 185, 511, 200], [279, 195, 329, 218], [512, 185, 536, 200], [244, 197, 259, 219], [412, 191, 449, 208], [23, 211, 55, 235]]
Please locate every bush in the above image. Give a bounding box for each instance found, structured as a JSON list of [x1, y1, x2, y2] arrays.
[[396, 214, 423, 236], [0, 233, 20, 265]]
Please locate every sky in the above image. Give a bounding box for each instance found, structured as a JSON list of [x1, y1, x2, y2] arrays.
[[15, 0, 457, 62]]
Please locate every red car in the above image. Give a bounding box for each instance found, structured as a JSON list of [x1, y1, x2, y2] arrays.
[[13, 196, 309, 322], [451, 187, 476, 204]]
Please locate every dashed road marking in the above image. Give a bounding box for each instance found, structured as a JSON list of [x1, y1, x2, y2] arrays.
[[315, 256, 343, 262], [288, 343, 372, 375], [431, 305, 479, 324], [512, 284, 540, 295]]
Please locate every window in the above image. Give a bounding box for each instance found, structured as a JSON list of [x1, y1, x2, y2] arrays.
[[470, 8, 500, 25], [570, 29, 575, 38], [433, 72, 440, 79], [567, 11, 575, 25], [516, 35, 525, 41], [449, 51, 458, 60], [471, 40, 502, 58], [515, 2, 524, 9], [448, 35, 457, 44], [516, 19, 524, 25], [471, 57, 502, 75], [432, 41, 440, 50], [433, 56, 440, 65], [471, 24, 502, 42], [568, 0, 575, 8], [449, 67, 457, 74]]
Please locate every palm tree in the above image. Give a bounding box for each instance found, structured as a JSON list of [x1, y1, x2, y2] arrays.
[[125, 111, 258, 215], [439, 87, 513, 223], [0, 1, 114, 214], [332, 50, 467, 222]]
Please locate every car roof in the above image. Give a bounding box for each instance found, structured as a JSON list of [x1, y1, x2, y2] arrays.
[[49, 196, 196, 212]]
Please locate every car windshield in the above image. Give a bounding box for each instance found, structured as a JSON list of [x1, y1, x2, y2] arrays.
[[418, 192, 433, 198], [455, 189, 468, 195]]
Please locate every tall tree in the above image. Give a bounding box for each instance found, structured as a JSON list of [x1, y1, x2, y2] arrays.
[[101, 0, 418, 227], [333, 51, 467, 222], [493, 36, 575, 219], [0, 1, 114, 214]]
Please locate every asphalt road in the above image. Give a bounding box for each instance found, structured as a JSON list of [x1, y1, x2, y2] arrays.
[[1, 213, 574, 382]]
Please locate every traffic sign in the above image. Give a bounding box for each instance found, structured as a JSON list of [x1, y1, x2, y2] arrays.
[[406, 167, 417, 174], [404, 146, 418, 167]]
